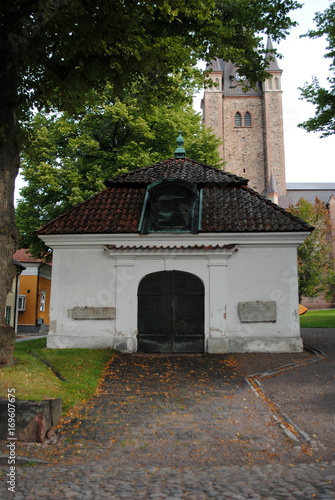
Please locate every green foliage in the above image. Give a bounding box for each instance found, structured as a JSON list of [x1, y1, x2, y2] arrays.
[[2, 0, 301, 122], [16, 87, 222, 258], [299, 3, 335, 136], [289, 198, 335, 299], [300, 309, 335, 328], [1, 338, 114, 413]]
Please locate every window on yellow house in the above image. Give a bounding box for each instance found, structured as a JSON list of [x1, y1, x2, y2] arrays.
[[40, 290, 46, 312]]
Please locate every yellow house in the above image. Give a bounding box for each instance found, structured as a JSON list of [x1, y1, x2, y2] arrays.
[[13, 249, 52, 334], [5, 259, 26, 332]]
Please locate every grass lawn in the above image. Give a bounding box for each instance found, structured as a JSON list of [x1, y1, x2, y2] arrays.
[[1, 312, 333, 414], [0, 337, 115, 413], [300, 309, 335, 328]]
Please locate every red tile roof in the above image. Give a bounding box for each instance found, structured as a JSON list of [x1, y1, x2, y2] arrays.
[[13, 249, 43, 263], [37, 158, 313, 235], [201, 186, 310, 232], [105, 244, 237, 251], [38, 187, 145, 235], [13, 249, 52, 265]]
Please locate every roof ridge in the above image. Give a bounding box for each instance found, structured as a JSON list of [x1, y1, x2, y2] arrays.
[[286, 182, 335, 189], [104, 157, 248, 186]]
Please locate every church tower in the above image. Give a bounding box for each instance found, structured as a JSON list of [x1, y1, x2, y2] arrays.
[[201, 38, 286, 196]]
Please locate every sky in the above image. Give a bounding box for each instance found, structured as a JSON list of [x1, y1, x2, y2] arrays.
[[194, 0, 335, 184], [14, 0, 334, 201], [279, 0, 335, 183]]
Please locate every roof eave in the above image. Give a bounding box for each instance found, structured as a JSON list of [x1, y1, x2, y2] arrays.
[[38, 231, 311, 249]]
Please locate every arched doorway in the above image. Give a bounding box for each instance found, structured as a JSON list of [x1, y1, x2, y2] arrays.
[[138, 271, 204, 353]]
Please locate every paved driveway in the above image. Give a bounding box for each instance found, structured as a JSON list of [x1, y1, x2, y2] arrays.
[[22, 329, 335, 468], [0, 329, 334, 498]]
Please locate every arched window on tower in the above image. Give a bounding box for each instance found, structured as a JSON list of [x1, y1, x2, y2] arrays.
[[244, 112, 251, 127], [210, 77, 221, 91], [234, 112, 242, 127], [275, 77, 280, 90]]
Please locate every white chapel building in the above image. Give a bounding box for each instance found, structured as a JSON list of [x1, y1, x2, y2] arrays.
[[38, 134, 312, 353]]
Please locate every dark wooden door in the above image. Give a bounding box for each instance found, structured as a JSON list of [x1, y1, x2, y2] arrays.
[[138, 271, 204, 353]]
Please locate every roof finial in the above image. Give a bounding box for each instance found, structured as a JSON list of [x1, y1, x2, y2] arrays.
[[174, 131, 186, 158]]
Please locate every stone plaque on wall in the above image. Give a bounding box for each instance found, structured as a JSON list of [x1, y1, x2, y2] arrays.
[[69, 307, 116, 320], [238, 301, 276, 323]]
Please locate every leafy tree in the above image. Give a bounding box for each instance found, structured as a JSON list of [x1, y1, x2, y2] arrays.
[[0, 0, 301, 362], [289, 198, 335, 300], [299, 2, 335, 136], [16, 89, 222, 258]]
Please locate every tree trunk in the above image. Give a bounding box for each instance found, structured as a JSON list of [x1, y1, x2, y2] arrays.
[[0, 49, 20, 365]]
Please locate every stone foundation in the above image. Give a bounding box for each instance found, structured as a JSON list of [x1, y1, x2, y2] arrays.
[[227, 337, 303, 353]]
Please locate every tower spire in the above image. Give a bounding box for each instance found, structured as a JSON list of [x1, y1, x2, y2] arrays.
[[265, 36, 281, 71], [264, 172, 279, 205]]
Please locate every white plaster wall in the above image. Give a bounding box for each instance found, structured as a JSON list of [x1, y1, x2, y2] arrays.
[[48, 248, 117, 348], [20, 263, 51, 279], [225, 246, 302, 351], [226, 247, 299, 333], [20, 263, 39, 277], [42, 232, 306, 352]]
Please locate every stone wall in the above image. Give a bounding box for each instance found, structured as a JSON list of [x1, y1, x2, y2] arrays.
[[263, 90, 286, 195], [329, 196, 335, 259], [202, 91, 224, 159], [202, 68, 286, 197], [0, 399, 62, 442], [301, 295, 335, 310], [222, 96, 266, 192]]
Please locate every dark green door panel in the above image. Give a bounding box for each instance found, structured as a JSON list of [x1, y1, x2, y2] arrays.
[[137, 271, 204, 353]]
